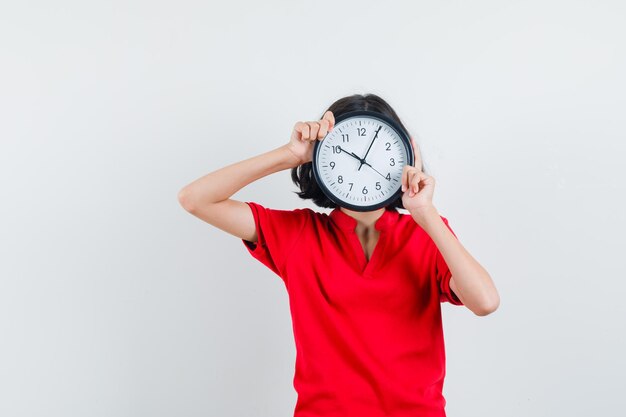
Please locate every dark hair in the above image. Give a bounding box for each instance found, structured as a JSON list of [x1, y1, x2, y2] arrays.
[[291, 93, 427, 210]]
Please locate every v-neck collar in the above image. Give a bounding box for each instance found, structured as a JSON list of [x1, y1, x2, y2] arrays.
[[329, 206, 399, 278], [329, 205, 399, 232]]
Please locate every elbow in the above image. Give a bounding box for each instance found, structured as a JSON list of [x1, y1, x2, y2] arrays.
[[177, 187, 196, 212], [472, 294, 500, 317]]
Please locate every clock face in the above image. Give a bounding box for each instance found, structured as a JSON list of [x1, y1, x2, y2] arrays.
[[312, 110, 414, 212]]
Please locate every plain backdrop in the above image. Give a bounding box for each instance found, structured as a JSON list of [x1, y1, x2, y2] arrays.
[[1, 1, 625, 416]]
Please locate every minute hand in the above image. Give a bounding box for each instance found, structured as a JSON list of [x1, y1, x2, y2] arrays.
[[358, 125, 382, 171]]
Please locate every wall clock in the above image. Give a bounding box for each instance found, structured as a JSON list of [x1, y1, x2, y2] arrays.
[[312, 110, 414, 212]]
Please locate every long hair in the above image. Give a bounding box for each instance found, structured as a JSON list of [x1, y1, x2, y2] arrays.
[[291, 93, 425, 209]]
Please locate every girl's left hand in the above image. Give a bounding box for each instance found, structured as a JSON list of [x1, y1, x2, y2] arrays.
[[401, 136, 436, 214]]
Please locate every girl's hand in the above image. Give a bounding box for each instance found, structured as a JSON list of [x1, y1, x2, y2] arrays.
[[401, 136, 437, 215], [286, 111, 335, 165]]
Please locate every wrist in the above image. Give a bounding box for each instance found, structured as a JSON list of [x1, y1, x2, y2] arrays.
[[280, 144, 304, 169], [409, 205, 440, 227]]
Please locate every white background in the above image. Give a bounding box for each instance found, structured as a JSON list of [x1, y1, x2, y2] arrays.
[[1, 1, 625, 416]]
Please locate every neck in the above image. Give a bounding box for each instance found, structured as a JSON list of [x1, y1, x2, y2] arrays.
[[339, 206, 386, 230]]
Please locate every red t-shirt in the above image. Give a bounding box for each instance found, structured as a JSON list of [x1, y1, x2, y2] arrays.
[[241, 201, 464, 417]]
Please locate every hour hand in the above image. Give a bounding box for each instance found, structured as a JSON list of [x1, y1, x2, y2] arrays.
[[338, 146, 386, 179], [348, 150, 365, 163], [337, 146, 364, 164]]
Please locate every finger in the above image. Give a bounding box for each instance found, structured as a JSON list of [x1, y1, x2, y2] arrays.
[[410, 136, 422, 169], [307, 122, 320, 141], [417, 172, 434, 194], [317, 119, 330, 139], [323, 110, 335, 131], [408, 171, 418, 195], [402, 166, 415, 192], [401, 165, 410, 192], [421, 173, 434, 188], [294, 122, 305, 138], [413, 172, 425, 194], [300, 123, 310, 140], [415, 148, 423, 171]]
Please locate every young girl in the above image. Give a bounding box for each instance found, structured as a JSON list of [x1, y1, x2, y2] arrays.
[[178, 93, 499, 417]]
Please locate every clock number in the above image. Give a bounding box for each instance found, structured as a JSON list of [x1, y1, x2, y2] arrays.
[[348, 182, 353, 191], [329, 161, 335, 169], [389, 157, 395, 166], [332, 146, 340, 154], [385, 172, 391, 180], [385, 142, 391, 151], [376, 182, 381, 190], [338, 175, 343, 184], [362, 186, 368, 194], [341, 134, 349, 142], [357, 127, 366, 136]]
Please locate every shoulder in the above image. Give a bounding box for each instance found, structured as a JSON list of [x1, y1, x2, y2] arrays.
[[246, 201, 312, 217], [396, 209, 416, 227], [284, 207, 337, 231], [244, 202, 314, 231], [395, 209, 451, 225], [393, 210, 453, 241]]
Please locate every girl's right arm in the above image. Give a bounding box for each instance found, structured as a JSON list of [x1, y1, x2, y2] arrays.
[[177, 111, 335, 243]]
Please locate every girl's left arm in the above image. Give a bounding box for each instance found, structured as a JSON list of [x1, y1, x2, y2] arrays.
[[415, 206, 500, 316], [401, 137, 499, 316]]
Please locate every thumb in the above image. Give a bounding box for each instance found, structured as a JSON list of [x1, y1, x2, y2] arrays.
[[410, 136, 422, 170]]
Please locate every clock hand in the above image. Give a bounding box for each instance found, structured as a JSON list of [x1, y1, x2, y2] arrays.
[[337, 146, 363, 163], [348, 150, 365, 163], [358, 125, 382, 171], [360, 161, 389, 180], [338, 146, 388, 179]]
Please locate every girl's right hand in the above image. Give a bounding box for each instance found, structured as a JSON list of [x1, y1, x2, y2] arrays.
[[286, 111, 335, 166]]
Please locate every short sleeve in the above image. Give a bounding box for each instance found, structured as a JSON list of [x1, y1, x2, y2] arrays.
[[433, 216, 464, 306], [241, 201, 308, 281]]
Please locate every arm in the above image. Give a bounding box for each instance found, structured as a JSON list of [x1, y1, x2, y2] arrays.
[[177, 145, 300, 243], [415, 206, 500, 316], [401, 137, 499, 316], [177, 111, 335, 243]]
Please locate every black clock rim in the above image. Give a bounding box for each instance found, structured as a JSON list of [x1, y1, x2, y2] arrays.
[[311, 110, 414, 212]]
